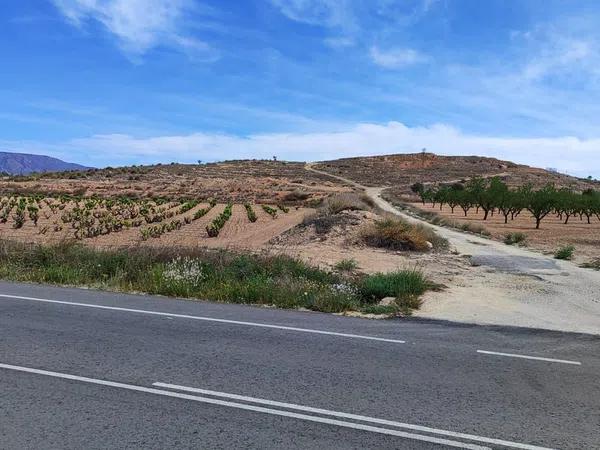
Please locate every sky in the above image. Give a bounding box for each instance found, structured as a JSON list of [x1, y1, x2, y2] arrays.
[[1, 0, 600, 177]]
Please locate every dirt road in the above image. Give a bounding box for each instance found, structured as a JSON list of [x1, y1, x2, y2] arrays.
[[306, 164, 600, 334]]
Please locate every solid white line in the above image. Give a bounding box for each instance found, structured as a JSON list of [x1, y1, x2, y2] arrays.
[[0, 294, 405, 344], [154, 382, 554, 450], [477, 350, 581, 366], [0, 363, 486, 450]]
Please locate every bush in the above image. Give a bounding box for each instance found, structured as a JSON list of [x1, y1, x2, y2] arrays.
[[580, 258, 600, 270], [554, 245, 575, 260], [323, 193, 371, 215], [244, 203, 257, 222], [359, 270, 429, 302], [334, 258, 358, 272], [206, 203, 233, 237], [361, 217, 447, 251], [283, 190, 310, 202], [261, 205, 278, 218], [504, 232, 527, 246]]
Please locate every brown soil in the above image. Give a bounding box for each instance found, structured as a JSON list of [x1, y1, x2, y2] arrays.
[[271, 210, 466, 283], [409, 202, 600, 264], [314, 153, 598, 193], [0, 201, 310, 252], [0, 160, 352, 204]]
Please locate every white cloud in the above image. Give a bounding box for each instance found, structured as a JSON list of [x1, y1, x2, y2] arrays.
[[52, 0, 214, 59], [370, 46, 428, 68], [8, 121, 598, 177], [270, 0, 353, 28]]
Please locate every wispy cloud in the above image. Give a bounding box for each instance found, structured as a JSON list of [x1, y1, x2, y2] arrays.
[[269, 0, 354, 28], [51, 0, 216, 60], [370, 46, 428, 68], [5, 121, 599, 177]]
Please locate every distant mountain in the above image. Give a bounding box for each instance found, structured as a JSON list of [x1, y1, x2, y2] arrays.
[[0, 151, 89, 175]]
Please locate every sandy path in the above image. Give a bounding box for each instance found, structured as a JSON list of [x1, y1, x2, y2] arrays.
[[306, 164, 600, 334]]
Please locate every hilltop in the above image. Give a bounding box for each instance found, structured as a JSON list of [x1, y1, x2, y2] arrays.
[[313, 153, 598, 193]]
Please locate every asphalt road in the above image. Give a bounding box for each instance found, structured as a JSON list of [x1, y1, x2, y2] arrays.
[[0, 281, 598, 449]]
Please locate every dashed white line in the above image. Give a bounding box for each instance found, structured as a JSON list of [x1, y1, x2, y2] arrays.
[[154, 382, 554, 450], [0, 293, 405, 344], [477, 350, 582, 366], [0, 362, 487, 450]]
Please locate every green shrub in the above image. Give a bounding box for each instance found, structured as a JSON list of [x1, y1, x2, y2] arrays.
[[554, 245, 575, 260], [334, 258, 358, 272], [359, 270, 429, 303], [206, 203, 233, 237], [261, 205, 278, 218], [244, 203, 257, 222], [504, 232, 527, 246]]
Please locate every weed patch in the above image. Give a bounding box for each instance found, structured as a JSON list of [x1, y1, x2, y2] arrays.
[[554, 245, 575, 260], [0, 240, 432, 315], [504, 232, 527, 246]]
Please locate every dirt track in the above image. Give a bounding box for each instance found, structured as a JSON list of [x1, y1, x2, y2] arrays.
[[306, 164, 600, 334]]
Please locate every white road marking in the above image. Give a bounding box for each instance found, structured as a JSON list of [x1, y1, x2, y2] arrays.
[[477, 350, 582, 366], [154, 382, 554, 450], [0, 293, 405, 344], [0, 363, 487, 450]]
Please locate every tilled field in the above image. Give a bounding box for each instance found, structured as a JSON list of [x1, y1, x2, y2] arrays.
[[0, 196, 308, 250]]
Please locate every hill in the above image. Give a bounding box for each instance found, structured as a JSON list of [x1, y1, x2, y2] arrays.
[[0, 151, 88, 175], [313, 153, 598, 193]]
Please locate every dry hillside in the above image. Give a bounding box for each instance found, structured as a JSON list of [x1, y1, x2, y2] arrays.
[[0, 160, 351, 204], [314, 153, 598, 193]]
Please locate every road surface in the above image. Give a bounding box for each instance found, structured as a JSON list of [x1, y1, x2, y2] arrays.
[[1, 281, 598, 449]]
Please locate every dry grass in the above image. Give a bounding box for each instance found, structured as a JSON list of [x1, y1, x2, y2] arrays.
[[322, 192, 373, 214], [360, 217, 447, 251]]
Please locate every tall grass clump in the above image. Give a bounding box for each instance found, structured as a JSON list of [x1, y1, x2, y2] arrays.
[[358, 269, 431, 315], [323, 193, 372, 215], [361, 217, 447, 251]]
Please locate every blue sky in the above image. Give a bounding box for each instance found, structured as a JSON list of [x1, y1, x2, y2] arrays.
[[1, 0, 600, 177]]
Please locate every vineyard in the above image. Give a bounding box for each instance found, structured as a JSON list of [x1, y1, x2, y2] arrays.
[[0, 194, 306, 249]]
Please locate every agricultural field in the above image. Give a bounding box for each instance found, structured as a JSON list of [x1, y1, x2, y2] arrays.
[[402, 177, 600, 263], [0, 194, 307, 250], [0, 160, 351, 204]]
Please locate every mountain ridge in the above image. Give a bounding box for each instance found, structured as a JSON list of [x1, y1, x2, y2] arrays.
[[0, 151, 88, 175]]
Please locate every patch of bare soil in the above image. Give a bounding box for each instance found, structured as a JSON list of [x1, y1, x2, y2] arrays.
[[270, 210, 467, 285]]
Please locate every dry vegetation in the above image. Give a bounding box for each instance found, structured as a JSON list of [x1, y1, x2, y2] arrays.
[[314, 153, 598, 193], [0, 160, 351, 204]]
